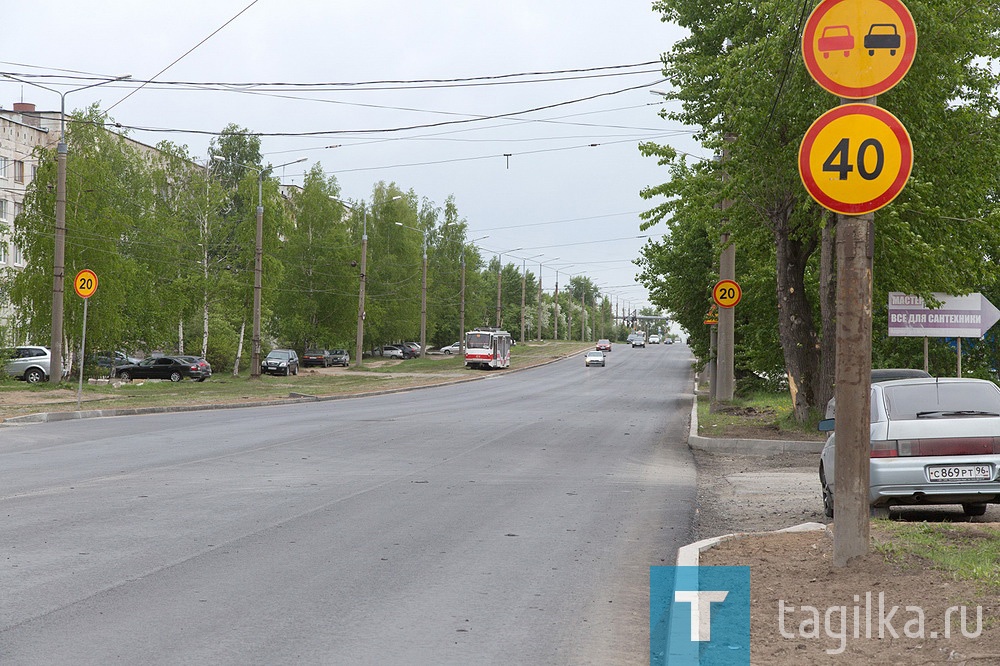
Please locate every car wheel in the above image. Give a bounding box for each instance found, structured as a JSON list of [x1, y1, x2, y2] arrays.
[[169, 371, 183, 382], [444, 350, 452, 355], [24, 368, 46, 384], [962, 503, 988, 517], [119, 371, 132, 383], [819, 465, 834, 519], [284, 367, 290, 376]]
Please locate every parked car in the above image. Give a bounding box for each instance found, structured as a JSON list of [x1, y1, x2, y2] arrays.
[[91, 350, 140, 369], [596, 339, 612, 352], [302, 348, 334, 368], [176, 355, 212, 381], [2, 345, 51, 383], [825, 368, 932, 418], [400, 342, 421, 357], [261, 349, 299, 376], [376, 345, 405, 360], [115, 356, 211, 383], [329, 349, 350, 366], [818, 377, 1000, 519], [439, 342, 462, 355], [584, 350, 606, 367]]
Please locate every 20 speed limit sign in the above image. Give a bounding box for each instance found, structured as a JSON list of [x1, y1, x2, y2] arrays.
[[713, 279, 742, 308], [74, 269, 98, 299], [798, 104, 912, 215]]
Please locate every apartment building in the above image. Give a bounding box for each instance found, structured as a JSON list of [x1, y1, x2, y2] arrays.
[[0, 102, 58, 335]]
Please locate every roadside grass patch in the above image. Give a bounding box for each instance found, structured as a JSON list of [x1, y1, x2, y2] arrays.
[[697, 391, 824, 439], [873, 521, 1000, 591]]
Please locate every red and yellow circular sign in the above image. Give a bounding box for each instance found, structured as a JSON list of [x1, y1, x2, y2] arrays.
[[799, 104, 912, 215], [74, 269, 98, 299], [802, 0, 917, 99], [713, 279, 742, 309]]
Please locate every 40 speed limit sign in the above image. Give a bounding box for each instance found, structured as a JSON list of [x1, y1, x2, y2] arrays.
[[798, 103, 912, 215]]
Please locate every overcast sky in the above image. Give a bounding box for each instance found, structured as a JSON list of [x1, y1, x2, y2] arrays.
[[2, 1, 704, 317]]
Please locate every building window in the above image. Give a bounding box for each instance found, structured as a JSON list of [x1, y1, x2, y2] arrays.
[[0, 199, 6, 220], [14, 160, 24, 183], [0, 156, 7, 179], [12, 241, 22, 266]]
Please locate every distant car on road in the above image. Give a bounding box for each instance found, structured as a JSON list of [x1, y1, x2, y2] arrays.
[[819, 377, 1000, 519], [116, 356, 211, 383], [261, 349, 299, 376], [596, 339, 611, 352], [329, 349, 350, 367], [648, 334, 661, 344], [584, 350, 606, 367]]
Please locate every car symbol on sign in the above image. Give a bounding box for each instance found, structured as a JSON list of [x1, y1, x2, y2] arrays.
[[864, 23, 901, 56], [818, 25, 854, 58]]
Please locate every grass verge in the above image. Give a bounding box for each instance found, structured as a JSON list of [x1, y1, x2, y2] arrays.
[[0, 340, 592, 421], [873, 521, 1000, 592], [696, 390, 825, 440]]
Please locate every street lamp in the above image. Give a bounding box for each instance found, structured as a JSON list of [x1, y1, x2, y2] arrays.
[[495, 247, 522, 328], [395, 220, 428, 358], [215, 155, 307, 378], [552, 264, 574, 340], [538, 257, 558, 341], [4, 73, 131, 383], [329, 195, 368, 369], [460, 235, 489, 355], [520, 253, 543, 344]]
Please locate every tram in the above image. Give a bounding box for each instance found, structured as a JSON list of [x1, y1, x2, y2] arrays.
[[464, 327, 512, 369]]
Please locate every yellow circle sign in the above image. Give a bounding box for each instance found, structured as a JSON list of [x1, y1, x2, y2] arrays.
[[799, 104, 912, 215], [74, 269, 98, 299], [713, 279, 742, 309], [802, 0, 917, 98]]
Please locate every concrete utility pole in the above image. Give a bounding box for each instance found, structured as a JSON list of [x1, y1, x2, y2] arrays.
[[716, 132, 737, 401], [716, 233, 736, 400], [833, 209, 874, 566], [833, 97, 876, 568]]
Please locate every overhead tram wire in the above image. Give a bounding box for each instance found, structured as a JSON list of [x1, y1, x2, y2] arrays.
[[77, 79, 670, 139]]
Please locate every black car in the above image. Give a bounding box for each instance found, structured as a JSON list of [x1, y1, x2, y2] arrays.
[[302, 349, 334, 368], [329, 349, 350, 367], [261, 349, 299, 376], [115, 356, 211, 383]]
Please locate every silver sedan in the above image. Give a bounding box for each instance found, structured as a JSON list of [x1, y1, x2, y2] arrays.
[[819, 377, 1000, 518]]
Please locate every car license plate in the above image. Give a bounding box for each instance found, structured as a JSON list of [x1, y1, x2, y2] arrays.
[[926, 465, 993, 482]]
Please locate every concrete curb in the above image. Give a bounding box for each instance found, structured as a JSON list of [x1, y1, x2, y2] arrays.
[[687, 397, 824, 455], [675, 521, 829, 567], [1, 345, 590, 426]]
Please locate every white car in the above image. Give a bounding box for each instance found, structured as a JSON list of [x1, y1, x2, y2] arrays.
[[584, 350, 606, 367], [2, 345, 51, 383], [439, 342, 462, 355], [819, 377, 1000, 519], [648, 334, 661, 344]]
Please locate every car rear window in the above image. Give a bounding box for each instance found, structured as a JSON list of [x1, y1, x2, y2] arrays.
[[883, 382, 1000, 420]]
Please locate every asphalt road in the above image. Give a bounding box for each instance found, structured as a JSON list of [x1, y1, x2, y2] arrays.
[[1, 342, 697, 665]]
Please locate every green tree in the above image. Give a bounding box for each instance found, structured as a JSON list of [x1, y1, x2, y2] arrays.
[[642, 0, 1000, 419]]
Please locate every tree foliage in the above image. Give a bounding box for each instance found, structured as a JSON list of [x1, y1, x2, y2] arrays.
[[641, 0, 1000, 418]]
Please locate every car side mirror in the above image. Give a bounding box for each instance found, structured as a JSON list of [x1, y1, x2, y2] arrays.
[[818, 418, 835, 432]]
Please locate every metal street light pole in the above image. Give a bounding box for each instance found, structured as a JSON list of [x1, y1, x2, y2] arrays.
[[495, 247, 522, 328], [537, 257, 557, 341], [520, 254, 543, 344], [395, 220, 428, 357], [329, 195, 368, 368], [552, 264, 573, 340], [4, 73, 131, 383], [460, 236, 489, 355], [252, 157, 306, 378]]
